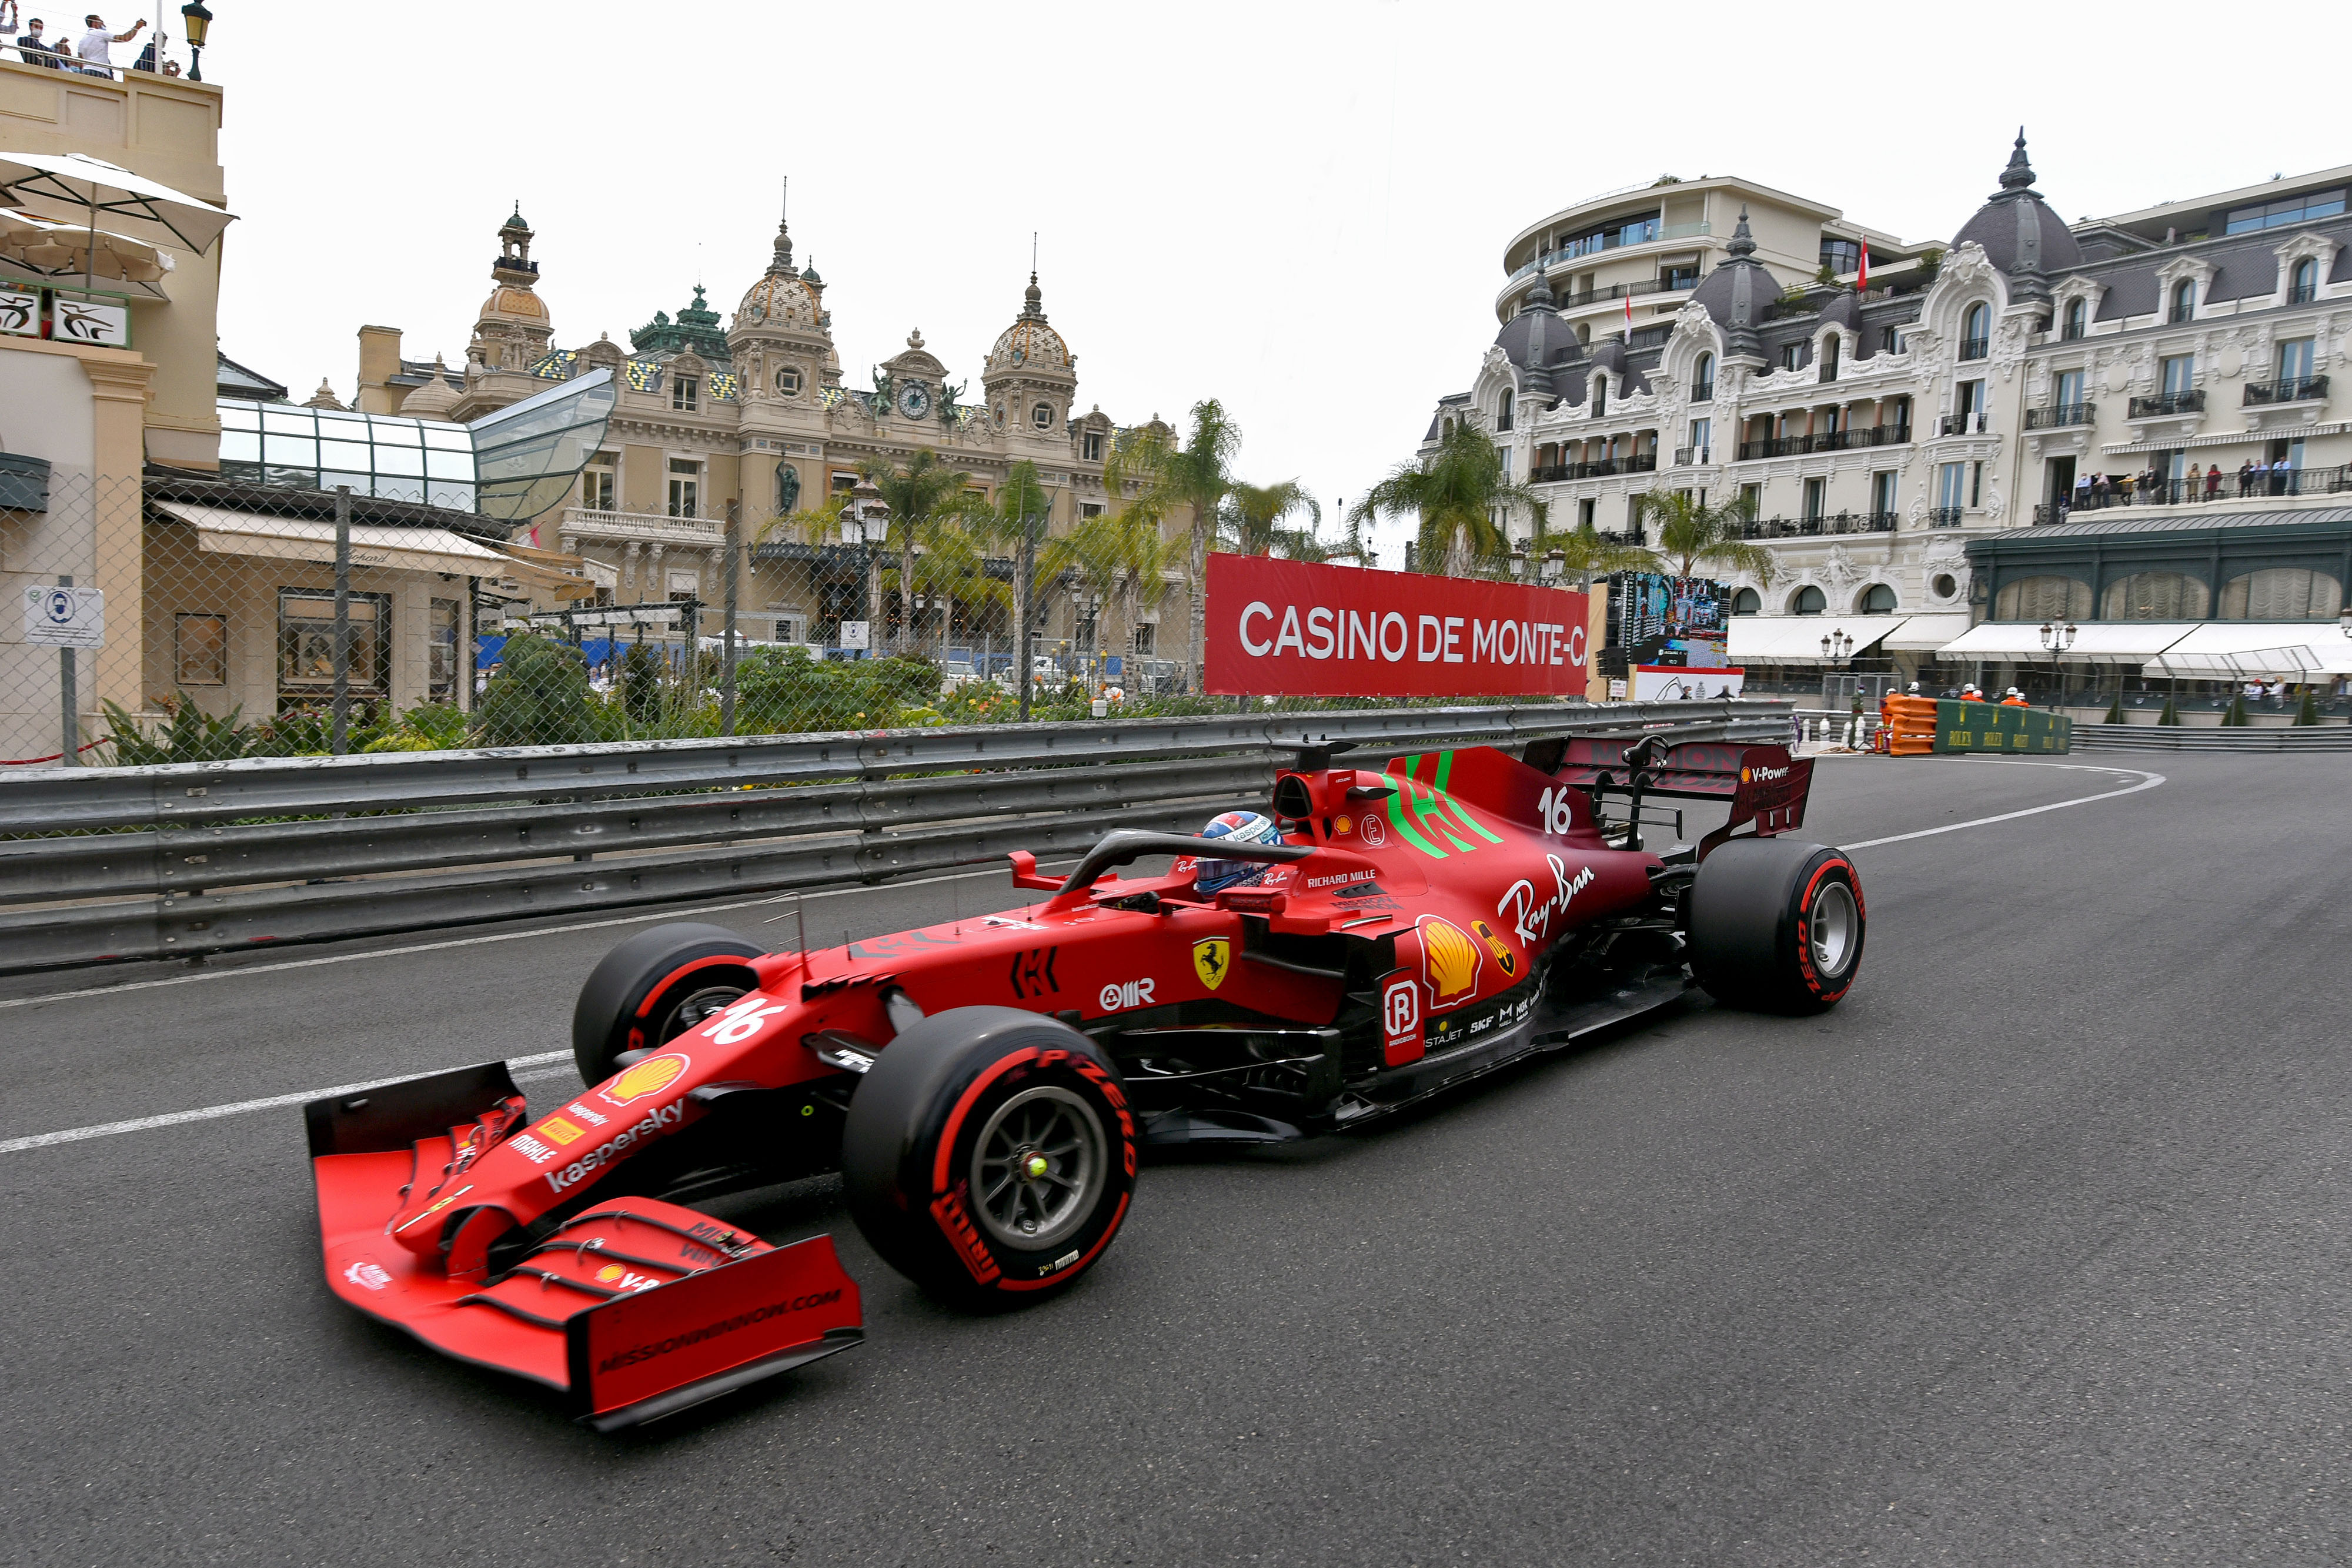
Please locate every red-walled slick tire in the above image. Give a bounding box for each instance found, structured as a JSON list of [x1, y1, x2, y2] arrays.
[[1687, 840, 1866, 1015], [843, 1007, 1139, 1309], [571, 922, 765, 1086]]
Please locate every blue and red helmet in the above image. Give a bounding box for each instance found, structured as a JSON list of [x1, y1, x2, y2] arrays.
[[1195, 810, 1281, 894]]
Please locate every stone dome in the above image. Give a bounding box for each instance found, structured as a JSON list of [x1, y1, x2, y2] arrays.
[[1690, 207, 1773, 357], [477, 284, 546, 321], [400, 355, 461, 419], [986, 273, 1071, 375], [1952, 131, 2082, 280], [734, 220, 822, 333]]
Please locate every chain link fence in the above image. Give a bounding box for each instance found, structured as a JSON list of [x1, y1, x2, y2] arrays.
[[3, 473, 1613, 771]]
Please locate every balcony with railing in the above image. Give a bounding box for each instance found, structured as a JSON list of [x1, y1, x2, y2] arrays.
[[1529, 453, 1659, 483], [2023, 402, 2096, 429], [1937, 412, 1990, 436], [2032, 463, 2352, 522], [2243, 375, 2328, 406], [1671, 446, 1713, 467], [560, 506, 726, 547], [1958, 336, 1990, 361], [2127, 389, 2204, 418], [1738, 511, 1899, 539], [1506, 220, 1713, 282], [2289, 281, 2318, 305], [1926, 507, 1964, 526], [1735, 424, 1911, 460]]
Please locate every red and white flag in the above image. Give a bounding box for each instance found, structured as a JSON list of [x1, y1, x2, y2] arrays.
[[1857, 239, 1870, 292], [1623, 293, 1634, 334]]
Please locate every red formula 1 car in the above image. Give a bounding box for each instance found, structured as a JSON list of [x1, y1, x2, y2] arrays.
[[307, 731, 1862, 1427]]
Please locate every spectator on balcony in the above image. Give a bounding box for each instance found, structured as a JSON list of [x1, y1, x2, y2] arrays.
[[2090, 472, 2110, 507], [13, 15, 66, 64], [2239, 459, 2260, 496], [73, 11, 141, 76], [2270, 461, 2291, 497], [130, 24, 159, 71], [2204, 464, 2221, 501], [2117, 472, 2137, 503]]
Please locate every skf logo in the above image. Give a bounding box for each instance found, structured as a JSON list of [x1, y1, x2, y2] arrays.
[[1418, 916, 1482, 1010], [1192, 938, 1231, 992], [1009, 946, 1060, 999], [601, 1051, 688, 1106], [1471, 918, 1519, 978], [1098, 978, 1158, 1012], [342, 1259, 392, 1292]]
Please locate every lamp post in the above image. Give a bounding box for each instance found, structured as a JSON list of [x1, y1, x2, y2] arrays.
[[2039, 618, 2077, 707], [179, 0, 211, 81]]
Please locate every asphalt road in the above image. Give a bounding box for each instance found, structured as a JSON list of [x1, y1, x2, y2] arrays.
[[3, 754, 2346, 1566]]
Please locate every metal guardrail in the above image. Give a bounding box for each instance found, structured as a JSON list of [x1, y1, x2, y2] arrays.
[[2073, 723, 2352, 753], [0, 700, 1793, 972]]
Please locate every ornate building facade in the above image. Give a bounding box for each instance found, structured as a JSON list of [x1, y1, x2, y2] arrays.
[[352, 209, 1187, 660], [1428, 141, 2352, 694]]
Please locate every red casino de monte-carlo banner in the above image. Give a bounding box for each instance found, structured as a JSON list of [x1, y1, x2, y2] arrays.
[[1202, 553, 1591, 698]]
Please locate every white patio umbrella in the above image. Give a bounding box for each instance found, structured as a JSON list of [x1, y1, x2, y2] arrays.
[[0, 151, 234, 293]]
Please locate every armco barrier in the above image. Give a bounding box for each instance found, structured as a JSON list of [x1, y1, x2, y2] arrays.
[[0, 699, 1792, 972], [2072, 722, 2352, 753], [1934, 700, 2072, 755]]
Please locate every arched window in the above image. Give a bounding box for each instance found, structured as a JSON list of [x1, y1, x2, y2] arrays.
[[1692, 353, 1715, 402], [1994, 574, 2094, 621], [2220, 567, 2343, 620], [1820, 333, 1840, 382], [2062, 299, 2086, 340], [1591, 376, 1607, 417], [1730, 587, 1761, 615], [1498, 388, 1514, 431], [1790, 585, 1826, 616], [2102, 570, 2208, 620], [1441, 418, 1455, 439], [2169, 279, 2196, 323], [2290, 258, 2318, 304], [1960, 303, 1990, 360], [1860, 583, 1897, 613]]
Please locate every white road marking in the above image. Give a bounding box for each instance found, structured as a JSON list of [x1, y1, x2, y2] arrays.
[[0, 768, 2164, 1158], [0, 862, 1045, 1015], [1844, 761, 2164, 850], [0, 1053, 577, 1155]]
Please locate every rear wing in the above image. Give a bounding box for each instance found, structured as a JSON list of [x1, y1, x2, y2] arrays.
[[1529, 734, 1813, 859]]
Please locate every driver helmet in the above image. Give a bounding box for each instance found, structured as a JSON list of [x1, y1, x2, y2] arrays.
[[1196, 810, 1281, 894]]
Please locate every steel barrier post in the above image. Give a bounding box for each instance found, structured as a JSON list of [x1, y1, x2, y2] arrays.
[[330, 486, 352, 754], [720, 501, 740, 736], [56, 573, 76, 768]]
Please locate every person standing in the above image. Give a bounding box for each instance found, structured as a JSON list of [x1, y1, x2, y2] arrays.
[[2204, 463, 2221, 500], [74, 11, 141, 76], [131, 22, 159, 70], [15, 14, 64, 63]]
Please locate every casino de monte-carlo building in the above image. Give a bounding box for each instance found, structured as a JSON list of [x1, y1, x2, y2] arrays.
[[1426, 138, 2352, 702], [341, 208, 1184, 658]]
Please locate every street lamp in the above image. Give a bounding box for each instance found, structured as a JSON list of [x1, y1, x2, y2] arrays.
[[1507, 547, 1527, 580], [2039, 618, 2077, 707], [1820, 628, 1855, 662], [179, 0, 211, 82], [1542, 550, 1565, 584]]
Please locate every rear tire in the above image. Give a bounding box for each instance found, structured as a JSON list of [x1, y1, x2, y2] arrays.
[[842, 1007, 1139, 1309], [1688, 840, 1865, 1014], [571, 922, 764, 1086]]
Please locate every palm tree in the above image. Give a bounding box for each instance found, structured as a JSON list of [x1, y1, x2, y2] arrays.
[[859, 449, 983, 654], [1630, 488, 1776, 587], [1220, 480, 1321, 559], [1104, 399, 1242, 694], [1065, 506, 1173, 681], [1348, 420, 1535, 576], [966, 460, 1086, 714]]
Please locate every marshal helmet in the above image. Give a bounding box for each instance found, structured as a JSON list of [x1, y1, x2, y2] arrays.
[[1195, 810, 1282, 894]]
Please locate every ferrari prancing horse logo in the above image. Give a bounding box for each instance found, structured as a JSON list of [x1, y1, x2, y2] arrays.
[[1192, 937, 1231, 992]]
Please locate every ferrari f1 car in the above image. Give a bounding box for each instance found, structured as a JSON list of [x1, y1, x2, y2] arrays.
[[307, 731, 1862, 1427]]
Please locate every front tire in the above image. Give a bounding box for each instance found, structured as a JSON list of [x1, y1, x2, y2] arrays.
[[1687, 840, 1865, 1014], [571, 922, 764, 1086], [842, 1007, 1139, 1309]]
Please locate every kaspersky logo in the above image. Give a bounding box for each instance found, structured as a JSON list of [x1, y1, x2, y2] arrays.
[[544, 1103, 685, 1195]]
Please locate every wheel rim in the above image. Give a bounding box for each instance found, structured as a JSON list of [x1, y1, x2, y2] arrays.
[[660, 982, 747, 1042], [1809, 880, 1859, 978], [970, 1085, 1105, 1252]]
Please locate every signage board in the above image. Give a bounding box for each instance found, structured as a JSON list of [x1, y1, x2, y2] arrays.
[[0, 287, 40, 338], [1203, 553, 1589, 698], [49, 296, 128, 347], [22, 584, 103, 648], [838, 619, 870, 650], [1934, 700, 2072, 754], [1631, 665, 1744, 702]]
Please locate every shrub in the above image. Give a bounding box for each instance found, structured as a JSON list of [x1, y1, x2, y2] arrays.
[[477, 633, 600, 747], [98, 694, 255, 764]]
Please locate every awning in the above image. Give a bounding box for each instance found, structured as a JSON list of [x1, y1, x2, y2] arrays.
[[155, 501, 510, 578], [492, 541, 603, 599], [2150, 623, 2352, 677], [1727, 614, 1912, 664], [0, 210, 171, 295], [1938, 621, 2202, 664], [1883, 613, 1973, 651], [0, 152, 235, 253]]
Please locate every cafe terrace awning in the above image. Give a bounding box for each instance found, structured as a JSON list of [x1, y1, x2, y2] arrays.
[[153, 501, 512, 578]]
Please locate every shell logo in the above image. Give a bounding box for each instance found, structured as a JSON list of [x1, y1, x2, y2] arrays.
[[604, 1051, 690, 1106], [1419, 916, 1482, 1009], [1334, 814, 1353, 836], [596, 1263, 626, 1284]]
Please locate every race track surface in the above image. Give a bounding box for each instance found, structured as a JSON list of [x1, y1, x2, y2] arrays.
[[2, 754, 2345, 1566]]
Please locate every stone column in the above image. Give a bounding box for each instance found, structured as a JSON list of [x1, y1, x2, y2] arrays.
[[622, 540, 642, 601], [81, 350, 156, 714]]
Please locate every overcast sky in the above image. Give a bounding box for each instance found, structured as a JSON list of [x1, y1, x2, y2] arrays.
[[204, 0, 2343, 564]]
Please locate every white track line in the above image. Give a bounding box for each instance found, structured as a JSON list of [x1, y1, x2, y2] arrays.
[[0, 862, 1043, 1015], [0, 769, 2163, 1157], [0, 1054, 577, 1155]]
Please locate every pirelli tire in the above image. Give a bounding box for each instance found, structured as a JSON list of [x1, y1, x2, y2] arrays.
[[571, 922, 765, 1086], [1687, 840, 1866, 1015], [842, 1007, 1140, 1310]]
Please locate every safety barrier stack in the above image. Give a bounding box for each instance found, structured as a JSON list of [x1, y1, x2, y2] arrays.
[[1883, 696, 1938, 756]]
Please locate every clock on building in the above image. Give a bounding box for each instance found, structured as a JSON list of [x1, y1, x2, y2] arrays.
[[899, 383, 931, 418]]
